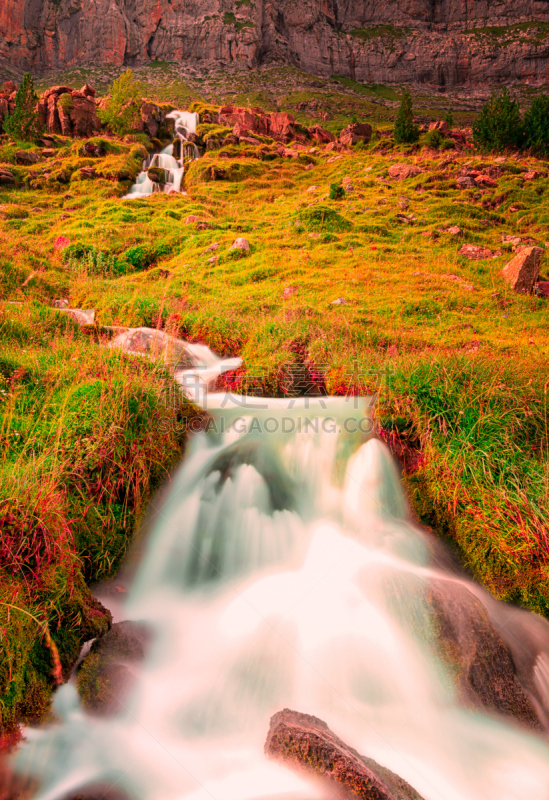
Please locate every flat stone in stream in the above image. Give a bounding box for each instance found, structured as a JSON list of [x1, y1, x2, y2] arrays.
[[265, 708, 425, 800]]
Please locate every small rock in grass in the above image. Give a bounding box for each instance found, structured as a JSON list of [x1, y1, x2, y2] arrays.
[[502, 246, 544, 293], [459, 244, 494, 260], [185, 215, 204, 225], [447, 226, 462, 236], [207, 256, 218, 264], [53, 298, 69, 309], [304, 163, 314, 171], [523, 171, 541, 181], [282, 285, 297, 298], [331, 297, 347, 305], [309, 232, 321, 239], [204, 242, 220, 254], [534, 281, 549, 298], [229, 237, 250, 253], [388, 163, 423, 180], [306, 185, 319, 193]]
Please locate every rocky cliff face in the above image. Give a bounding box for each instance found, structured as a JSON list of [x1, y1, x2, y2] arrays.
[[1, 0, 549, 88]]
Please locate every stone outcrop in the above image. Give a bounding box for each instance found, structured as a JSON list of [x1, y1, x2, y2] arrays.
[[1, 1, 549, 88], [265, 708, 425, 800]]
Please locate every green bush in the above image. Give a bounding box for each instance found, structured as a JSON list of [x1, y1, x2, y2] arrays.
[[394, 90, 420, 144], [444, 109, 454, 129], [472, 87, 524, 152], [329, 181, 345, 200], [3, 74, 43, 141], [425, 128, 447, 149], [523, 94, 549, 155], [99, 69, 144, 137]]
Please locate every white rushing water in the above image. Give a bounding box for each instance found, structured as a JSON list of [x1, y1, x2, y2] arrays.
[[12, 382, 549, 800], [124, 111, 200, 199]]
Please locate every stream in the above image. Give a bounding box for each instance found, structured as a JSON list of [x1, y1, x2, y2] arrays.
[[11, 341, 549, 800]]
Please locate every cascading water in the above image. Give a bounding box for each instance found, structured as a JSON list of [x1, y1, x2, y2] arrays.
[[11, 385, 549, 800], [124, 111, 200, 199]]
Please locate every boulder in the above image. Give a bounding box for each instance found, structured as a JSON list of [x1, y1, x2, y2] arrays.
[[265, 709, 425, 800], [79, 84, 96, 97], [339, 122, 373, 147], [70, 93, 100, 137], [428, 120, 450, 136], [219, 106, 270, 136], [474, 173, 497, 187], [229, 237, 250, 253], [307, 124, 334, 143], [269, 112, 296, 143], [0, 169, 15, 184], [42, 85, 72, 100], [502, 246, 544, 293], [388, 164, 423, 180], [2, 81, 17, 95], [426, 580, 542, 731], [15, 150, 39, 165], [459, 244, 494, 260], [140, 101, 164, 139]]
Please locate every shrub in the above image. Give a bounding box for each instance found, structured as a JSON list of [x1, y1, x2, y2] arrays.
[[394, 90, 420, 144], [3, 74, 43, 141], [57, 93, 74, 115], [472, 87, 524, 152], [424, 128, 446, 149], [523, 94, 549, 155], [330, 181, 345, 200], [99, 69, 144, 137], [444, 109, 454, 129]]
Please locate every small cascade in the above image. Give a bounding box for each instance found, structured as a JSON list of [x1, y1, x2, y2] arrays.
[[10, 388, 549, 800], [124, 110, 200, 199]]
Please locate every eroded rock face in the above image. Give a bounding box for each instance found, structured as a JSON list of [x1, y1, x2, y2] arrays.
[[1, 0, 549, 87], [265, 708, 425, 800]]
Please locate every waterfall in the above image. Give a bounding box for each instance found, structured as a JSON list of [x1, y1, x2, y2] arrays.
[[11, 382, 549, 800], [124, 110, 200, 199]]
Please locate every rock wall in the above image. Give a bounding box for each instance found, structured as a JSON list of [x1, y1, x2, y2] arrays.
[[1, 0, 549, 88]]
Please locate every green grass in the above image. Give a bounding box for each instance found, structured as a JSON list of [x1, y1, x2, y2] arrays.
[[2, 72, 549, 728]]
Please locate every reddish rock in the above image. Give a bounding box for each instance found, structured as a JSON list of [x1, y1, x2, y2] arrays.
[[2, 81, 16, 95], [429, 120, 450, 136], [185, 215, 204, 224], [15, 150, 39, 165], [219, 106, 270, 136], [265, 709, 425, 800], [502, 246, 544, 293], [47, 94, 61, 134], [523, 170, 541, 181], [43, 85, 73, 100], [0, 169, 15, 184], [80, 84, 96, 97], [388, 164, 423, 180], [339, 122, 373, 146], [459, 244, 494, 260], [70, 94, 100, 137], [269, 112, 296, 143], [535, 281, 549, 298], [307, 124, 334, 143], [140, 101, 165, 139], [474, 174, 497, 187]]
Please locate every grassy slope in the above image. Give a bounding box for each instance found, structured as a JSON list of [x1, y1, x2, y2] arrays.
[[1, 71, 549, 728]]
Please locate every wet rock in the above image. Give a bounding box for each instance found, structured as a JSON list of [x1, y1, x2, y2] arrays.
[[77, 621, 149, 715], [229, 237, 251, 253], [458, 244, 494, 260], [147, 166, 167, 185], [426, 580, 542, 731], [388, 164, 423, 181], [339, 122, 373, 147], [502, 246, 544, 293], [140, 101, 165, 139], [265, 709, 425, 800]]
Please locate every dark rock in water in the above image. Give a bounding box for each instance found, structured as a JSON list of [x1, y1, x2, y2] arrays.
[[265, 708, 425, 800], [77, 621, 149, 715], [147, 166, 167, 185], [426, 580, 543, 732]]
